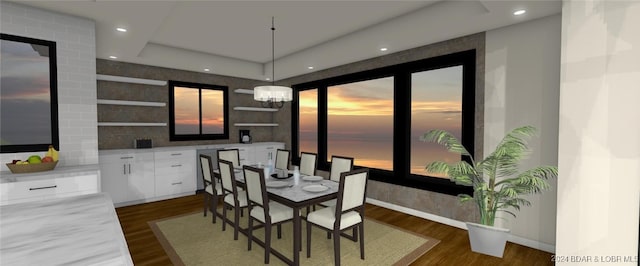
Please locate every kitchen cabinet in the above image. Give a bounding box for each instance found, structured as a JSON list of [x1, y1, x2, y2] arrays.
[[154, 149, 196, 197], [0, 165, 100, 206], [254, 143, 285, 166], [100, 151, 155, 204], [98, 142, 283, 206]]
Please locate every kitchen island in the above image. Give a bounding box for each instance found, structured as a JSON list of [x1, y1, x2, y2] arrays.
[[0, 193, 133, 265]]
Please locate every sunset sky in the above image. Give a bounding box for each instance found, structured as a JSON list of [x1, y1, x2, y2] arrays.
[[173, 87, 225, 134], [0, 39, 52, 145], [300, 66, 462, 177]]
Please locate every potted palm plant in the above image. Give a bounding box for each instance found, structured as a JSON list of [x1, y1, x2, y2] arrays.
[[421, 125, 557, 258]]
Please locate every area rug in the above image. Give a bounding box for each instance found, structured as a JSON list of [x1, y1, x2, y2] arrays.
[[149, 211, 439, 266]]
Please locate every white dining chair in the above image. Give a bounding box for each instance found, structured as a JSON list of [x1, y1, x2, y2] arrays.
[[218, 149, 241, 168], [218, 159, 248, 240], [200, 154, 223, 223], [275, 149, 290, 170], [306, 168, 369, 265], [329, 155, 354, 182], [299, 152, 317, 176], [319, 155, 354, 208], [243, 165, 294, 264]]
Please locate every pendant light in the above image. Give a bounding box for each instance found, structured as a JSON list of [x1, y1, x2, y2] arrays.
[[254, 17, 292, 109]]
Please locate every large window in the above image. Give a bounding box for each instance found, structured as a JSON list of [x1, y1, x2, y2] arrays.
[[410, 66, 462, 178], [0, 34, 59, 153], [169, 81, 228, 141], [292, 50, 475, 195], [327, 77, 394, 171], [298, 89, 318, 155]]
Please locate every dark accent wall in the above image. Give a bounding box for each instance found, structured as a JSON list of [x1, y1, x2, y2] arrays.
[[97, 60, 277, 150], [275, 33, 486, 222]]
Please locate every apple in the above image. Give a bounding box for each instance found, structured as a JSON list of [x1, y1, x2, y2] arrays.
[[42, 156, 53, 163], [27, 155, 42, 164]]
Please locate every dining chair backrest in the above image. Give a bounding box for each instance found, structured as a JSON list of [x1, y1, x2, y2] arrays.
[[218, 159, 239, 196], [329, 155, 354, 182], [200, 154, 214, 184], [299, 152, 317, 176], [275, 149, 290, 170], [243, 165, 267, 207], [335, 168, 369, 215], [218, 149, 241, 168]]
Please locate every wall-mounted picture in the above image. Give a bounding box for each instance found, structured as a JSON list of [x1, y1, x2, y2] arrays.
[[0, 33, 59, 153]]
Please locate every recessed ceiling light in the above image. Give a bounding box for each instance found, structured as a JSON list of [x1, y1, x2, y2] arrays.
[[109, 56, 117, 59], [116, 27, 127, 32], [307, 66, 314, 70], [513, 9, 526, 16], [204, 68, 210, 72], [380, 47, 388, 52]]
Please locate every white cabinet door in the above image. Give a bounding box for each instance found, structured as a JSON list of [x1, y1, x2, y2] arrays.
[[254, 143, 285, 166], [100, 152, 154, 204], [128, 155, 155, 201]]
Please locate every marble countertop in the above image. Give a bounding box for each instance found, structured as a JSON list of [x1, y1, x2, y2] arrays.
[[0, 164, 99, 183], [0, 193, 133, 265]]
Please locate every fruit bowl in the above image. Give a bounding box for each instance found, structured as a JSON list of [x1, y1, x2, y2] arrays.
[[6, 161, 58, 174]]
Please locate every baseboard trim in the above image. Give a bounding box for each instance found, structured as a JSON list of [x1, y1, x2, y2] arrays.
[[365, 198, 556, 254]]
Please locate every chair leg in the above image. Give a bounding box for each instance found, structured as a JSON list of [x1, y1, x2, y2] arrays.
[[264, 223, 271, 264], [306, 222, 312, 258], [352, 227, 358, 242], [233, 206, 240, 240], [247, 217, 254, 251], [203, 193, 208, 217], [211, 195, 217, 224], [359, 222, 365, 260], [222, 204, 227, 231], [327, 231, 331, 239], [333, 229, 341, 266], [277, 224, 282, 239]]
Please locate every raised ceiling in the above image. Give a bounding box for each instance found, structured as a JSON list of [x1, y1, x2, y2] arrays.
[[11, 0, 561, 81]]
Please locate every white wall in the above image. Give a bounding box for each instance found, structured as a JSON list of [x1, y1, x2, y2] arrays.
[[0, 2, 98, 168], [557, 1, 640, 265], [484, 15, 561, 251]]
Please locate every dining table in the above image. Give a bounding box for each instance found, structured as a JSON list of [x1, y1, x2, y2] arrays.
[[230, 167, 339, 266]]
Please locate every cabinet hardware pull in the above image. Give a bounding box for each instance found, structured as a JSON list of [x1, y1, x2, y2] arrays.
[[29, 185, 57, 191], [120, 156, 134, 159], [171, 153, 182, 156], [123, 164, 126, 175], [171, 164, 182, 167], [128, 164, 131, 174], [171, 182, 182, 185]]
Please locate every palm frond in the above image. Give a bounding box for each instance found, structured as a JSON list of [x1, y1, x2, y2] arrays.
[[421, 130, 471, 157]]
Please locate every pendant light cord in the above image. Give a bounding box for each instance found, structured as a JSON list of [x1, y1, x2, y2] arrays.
[[271, 16, 275, 85]]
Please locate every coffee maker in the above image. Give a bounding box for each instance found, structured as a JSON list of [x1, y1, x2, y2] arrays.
[[239, 130, 252, 144]]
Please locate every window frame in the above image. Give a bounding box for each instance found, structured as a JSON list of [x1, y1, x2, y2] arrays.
[[168, 80, 229, 141], [0, 33, 59, 153], [291, 50, 476, 196]]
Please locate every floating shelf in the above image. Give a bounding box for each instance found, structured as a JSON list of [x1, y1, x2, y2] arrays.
[[234, 89, 254, 95], [97, 99, 166, 107], [97, 74, 167, 86], [234, 123, 279, 127], [98, 122, 167, 127], [233, 106, 278, 112]]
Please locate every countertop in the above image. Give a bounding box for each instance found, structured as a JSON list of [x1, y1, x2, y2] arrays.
[[0, 164, 99, 184], [0, 193, 133, 265], [98, 141, 285, 155]]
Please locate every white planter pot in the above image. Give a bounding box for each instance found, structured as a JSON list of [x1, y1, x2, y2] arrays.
[[466, 222, 510, 258]]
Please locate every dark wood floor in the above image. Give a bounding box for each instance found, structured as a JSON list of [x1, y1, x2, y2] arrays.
[[116, 194, 554, 265]]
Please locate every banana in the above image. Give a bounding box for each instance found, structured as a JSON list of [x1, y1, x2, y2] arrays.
[[48, 145, 59, 162]]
